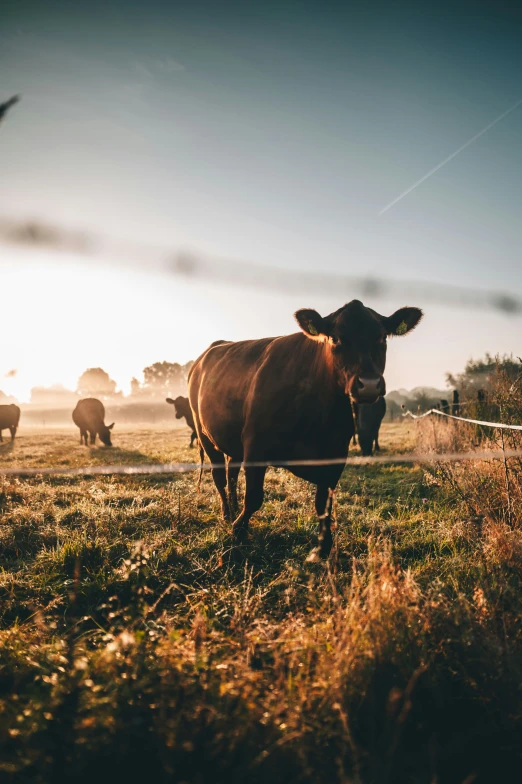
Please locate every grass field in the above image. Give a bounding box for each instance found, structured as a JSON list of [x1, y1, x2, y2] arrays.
[[1, 421, 522, 783]]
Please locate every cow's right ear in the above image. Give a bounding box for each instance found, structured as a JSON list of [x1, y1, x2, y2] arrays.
[[295, 309, 329, 338], [166, 398, 174, 405]]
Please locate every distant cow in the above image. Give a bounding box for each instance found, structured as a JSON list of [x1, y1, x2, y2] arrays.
[[353, 397, 386, 456], [166, 396, 197, 447], [452, 390, 460, 416], [0, 404, 20, 441], [72, 398, 114, 446], [440, 399, 450, 414], [189, 299, 422, 560]]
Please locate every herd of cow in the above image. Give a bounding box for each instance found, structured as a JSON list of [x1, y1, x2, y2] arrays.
[[0, 300, 422, 559]]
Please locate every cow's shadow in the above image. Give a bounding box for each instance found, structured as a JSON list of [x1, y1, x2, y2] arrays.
[[0, 440, 15, 453]]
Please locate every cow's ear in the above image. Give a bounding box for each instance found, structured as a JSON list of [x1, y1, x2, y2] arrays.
[[108, 422, 115, 430], [166, 398, 174, 404], [384, 307, 423, 337], [295, 308, 329, 338]]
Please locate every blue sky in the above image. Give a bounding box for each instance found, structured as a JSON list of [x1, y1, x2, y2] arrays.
[[1, 0, 522, 400]]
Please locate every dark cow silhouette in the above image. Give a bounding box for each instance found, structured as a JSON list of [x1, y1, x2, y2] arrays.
[[72, 398, 114, 446], [354, 397, 386, 456], [189, 300, 422, 560], [166, 396, 197, 447], [0, 404, 20, 441], [440, 399, 450, 414], [452, 389, 460, 416]]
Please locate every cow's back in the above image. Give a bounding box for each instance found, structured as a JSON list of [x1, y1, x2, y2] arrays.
[[73, 398, 105, 430], [0, 404, 20, 429]]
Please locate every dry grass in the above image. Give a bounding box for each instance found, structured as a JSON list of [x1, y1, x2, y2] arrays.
[[1, 421, 522, 782]]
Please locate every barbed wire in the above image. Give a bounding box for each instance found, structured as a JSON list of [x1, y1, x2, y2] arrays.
[[2, 446, 522, 478], [1, 216, 521, 316]]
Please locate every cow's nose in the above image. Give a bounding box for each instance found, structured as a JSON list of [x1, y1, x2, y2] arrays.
[[354, 376, 384, 403]]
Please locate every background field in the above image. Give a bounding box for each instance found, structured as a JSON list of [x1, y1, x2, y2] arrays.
[[1, 421, 522, 783]]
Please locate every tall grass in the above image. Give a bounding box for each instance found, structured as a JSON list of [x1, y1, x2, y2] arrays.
[[1, 425, 522, 782]]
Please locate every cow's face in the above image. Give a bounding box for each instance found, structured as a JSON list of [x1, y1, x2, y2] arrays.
[[295, 300, 422, 404], [99, 422, 114, 447], [174, 396, 188, 420]]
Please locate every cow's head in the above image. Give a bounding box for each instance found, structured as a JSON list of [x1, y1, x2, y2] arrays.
[[295, 300, 422, 404], [99, 422, 114, 447], [166, 396, 189, 419]]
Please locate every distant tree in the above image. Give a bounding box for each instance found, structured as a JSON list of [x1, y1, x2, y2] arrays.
[[130, 377, 142, 397], [182, 360, 194, 380], [77, 368, 117, 398], [446, 354, 522, 395], [142, 361, 185, 397]]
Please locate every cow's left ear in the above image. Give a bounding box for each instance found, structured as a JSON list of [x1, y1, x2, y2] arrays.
[[108, 422, 115, 430], [384, 307, 423, 337], [295, 308, 329, 338]]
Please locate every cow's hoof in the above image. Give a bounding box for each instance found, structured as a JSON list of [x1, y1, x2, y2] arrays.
[[232, 527, 248, 544], [306, 548, 323, 563]]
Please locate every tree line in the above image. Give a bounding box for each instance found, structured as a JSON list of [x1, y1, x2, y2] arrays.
[[0, 361, 194, 406]]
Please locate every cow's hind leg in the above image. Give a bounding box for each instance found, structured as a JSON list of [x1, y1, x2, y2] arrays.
[[199, 433, 230, 521], [227, 457, 241, 518], [190, 430, 197, 448], [374, 436, 381, 452], [307, 484, 334, 562], [232, 466, 266, 542]]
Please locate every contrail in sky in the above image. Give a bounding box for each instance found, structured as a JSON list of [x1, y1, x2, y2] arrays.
[[379, 96, 522, 215]]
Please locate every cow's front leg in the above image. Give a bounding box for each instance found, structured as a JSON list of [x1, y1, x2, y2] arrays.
[[232, 466, 266, 542], [307, 484, 334, 562]]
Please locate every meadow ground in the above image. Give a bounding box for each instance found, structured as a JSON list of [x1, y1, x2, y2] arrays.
[[1, 421, 522, 783]]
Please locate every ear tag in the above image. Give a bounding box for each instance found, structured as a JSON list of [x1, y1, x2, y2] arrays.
[[396, 320, 408, 335], [308, 321, 319, 336]]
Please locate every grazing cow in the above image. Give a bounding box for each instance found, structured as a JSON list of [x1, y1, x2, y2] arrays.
[[353, 397, 386, 456], [72, 398, 114, 446], [440, 399, 450, 414], [189, 299, 422, 560], [0, 404, 20, 441], [166, 396, 197, 447]]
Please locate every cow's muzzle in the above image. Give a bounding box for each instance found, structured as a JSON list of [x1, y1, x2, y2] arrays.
[[350, 376, 385, 404]]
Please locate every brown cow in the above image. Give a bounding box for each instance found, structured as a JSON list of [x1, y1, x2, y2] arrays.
[[166, 396, 197, 447], [72, 398, 114, 446], [0, 404, 20, 441], [189, 299, 422, 560]]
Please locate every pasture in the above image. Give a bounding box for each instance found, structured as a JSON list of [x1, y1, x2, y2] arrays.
[[1, 421, 522, 783]]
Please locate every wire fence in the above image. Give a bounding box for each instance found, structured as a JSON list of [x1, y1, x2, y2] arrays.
[[1, 402, 521, 478], [1, 216, 522, 316]]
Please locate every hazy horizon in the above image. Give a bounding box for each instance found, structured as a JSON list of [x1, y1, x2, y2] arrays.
[[2, 0, 522, 400]]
